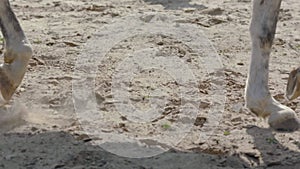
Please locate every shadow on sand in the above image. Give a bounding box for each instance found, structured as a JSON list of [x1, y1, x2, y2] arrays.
[[143, 0, 207, 10], [246, 126, 300, 169], [0, 128, 299, 169], [0, 131, 242, 169]]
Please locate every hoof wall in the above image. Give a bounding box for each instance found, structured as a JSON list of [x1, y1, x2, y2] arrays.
[[286, 67, 300, 100], [270, 117, 300, 132]]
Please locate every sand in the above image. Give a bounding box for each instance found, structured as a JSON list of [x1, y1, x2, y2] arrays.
[[0, 0, 299, 168]]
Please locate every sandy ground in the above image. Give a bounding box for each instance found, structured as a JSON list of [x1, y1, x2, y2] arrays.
[[0, 0, 300, 168]]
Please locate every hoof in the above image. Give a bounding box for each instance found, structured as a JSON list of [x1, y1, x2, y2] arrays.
[[286, 67, 300, 100], [269, 108, 300, 131], [270, 118, 300, 131], [0, 66, 17, 105]]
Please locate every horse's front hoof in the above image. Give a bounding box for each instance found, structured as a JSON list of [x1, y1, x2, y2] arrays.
[[269, 109, 300, 131], [286, 67, 300, 100]]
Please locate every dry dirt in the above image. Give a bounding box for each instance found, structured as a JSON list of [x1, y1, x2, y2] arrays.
[[0, 0, 300, 168]]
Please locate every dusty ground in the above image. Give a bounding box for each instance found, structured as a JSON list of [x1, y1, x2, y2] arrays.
[[0, 0, 300, 168]]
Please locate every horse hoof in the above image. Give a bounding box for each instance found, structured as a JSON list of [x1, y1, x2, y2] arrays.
[[269, 110, 300, 131], [286, 67, 300, 100]]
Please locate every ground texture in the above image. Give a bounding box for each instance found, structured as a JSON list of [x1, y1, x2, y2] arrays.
[[0, 0, 300, 168]]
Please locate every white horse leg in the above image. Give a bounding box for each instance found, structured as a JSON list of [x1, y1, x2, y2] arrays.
[[245, 0, 299, 131], [0, 0, 32, 105]]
